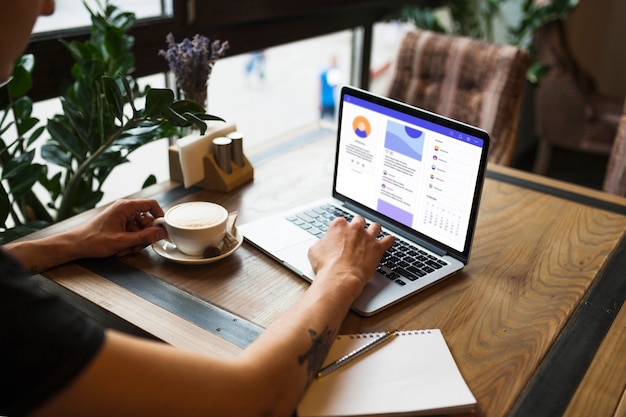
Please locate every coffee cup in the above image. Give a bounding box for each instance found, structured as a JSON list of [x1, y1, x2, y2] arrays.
[[153, 201, 228, 257]]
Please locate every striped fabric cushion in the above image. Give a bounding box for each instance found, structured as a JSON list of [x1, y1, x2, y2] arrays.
[[387, 29, 530, 166]]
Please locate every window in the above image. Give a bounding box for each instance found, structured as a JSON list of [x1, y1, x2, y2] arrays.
[[22, 1, 411, 203], [33, 0, 173, 33]]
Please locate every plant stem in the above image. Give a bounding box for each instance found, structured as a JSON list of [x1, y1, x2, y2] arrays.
[[56, 118, 146, 220]]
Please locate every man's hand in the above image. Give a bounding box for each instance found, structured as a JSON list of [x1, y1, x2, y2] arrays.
[[308, 215, 394, 293], [69, 199, 167, 258]]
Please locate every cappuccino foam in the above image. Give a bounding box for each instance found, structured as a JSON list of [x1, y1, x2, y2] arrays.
[[167, 202, 226, 229]]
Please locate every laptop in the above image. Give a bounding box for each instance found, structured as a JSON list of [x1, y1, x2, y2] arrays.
[[239, 86, 489, 316]]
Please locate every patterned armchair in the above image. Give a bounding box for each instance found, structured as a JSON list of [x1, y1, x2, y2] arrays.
[[386, 29, 530, 166], [531, 5, 624, 175]]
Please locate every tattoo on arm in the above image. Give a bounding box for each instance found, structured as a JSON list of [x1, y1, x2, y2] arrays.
[[298, 326, 336, 383]]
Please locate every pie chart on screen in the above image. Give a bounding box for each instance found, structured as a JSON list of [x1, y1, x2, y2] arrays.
[[353, 116, 371, 138]]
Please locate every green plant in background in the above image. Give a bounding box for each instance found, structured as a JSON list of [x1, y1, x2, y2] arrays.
[[396, 0, 579, 82], [397, 0, 507, 41], [0, 0, 223, 243], [508, 0, 579, 83], [449, 0, 507, 41], [0, 56, 53, 242], [396, 6, 448, 34]]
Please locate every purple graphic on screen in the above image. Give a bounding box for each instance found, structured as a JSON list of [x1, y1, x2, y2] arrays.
[[377, 199, 413, 227], [384, 120, 425, 161]]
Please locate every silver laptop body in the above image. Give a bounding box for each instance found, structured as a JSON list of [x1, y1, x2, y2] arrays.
[[239, 86, 489, 316]]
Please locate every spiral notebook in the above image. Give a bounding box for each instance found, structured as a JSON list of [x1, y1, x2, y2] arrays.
[[297, 329, 476, 417]]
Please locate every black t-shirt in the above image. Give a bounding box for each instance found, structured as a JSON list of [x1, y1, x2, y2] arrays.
[[0, 249, 105, 417]]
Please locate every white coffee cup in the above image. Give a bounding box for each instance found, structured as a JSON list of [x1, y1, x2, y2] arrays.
[[153, 201, 228, 257]]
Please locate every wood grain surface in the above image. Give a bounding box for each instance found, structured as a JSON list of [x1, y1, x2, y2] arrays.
[[24, 123, 626, 417]]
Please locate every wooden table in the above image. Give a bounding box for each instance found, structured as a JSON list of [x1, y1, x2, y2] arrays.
[[25, 123, 626, 417]]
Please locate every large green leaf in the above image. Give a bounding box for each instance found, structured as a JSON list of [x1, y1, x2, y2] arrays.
[[47, 116, 87, 159], [41, 143, 73, 169], [112, 11, 136, 32], [103, 25, 126, 59], [12, 96, 33, 119], [114, 124, 160, 147], [26, 125, 46, 148], [161, 106, 189, 126], [120, 76, 137, 114], [194, 113, 226, 122], [3, 150, 36, 179], [73, 190, 103, 214], [8, 66, 33, 98], [142, 174, 157, 188], [144, 88, 175, 118], [92, 150, 127, 168], [17, 117, 39, 136], [170, 99, 205, 114], [113, 54, 135, 76], [102, 76, 125, 122], [182, 112, 208, 134], [61, 40, 93, 66], [7, 164, 43, 196], [12, 96, 39, 136]]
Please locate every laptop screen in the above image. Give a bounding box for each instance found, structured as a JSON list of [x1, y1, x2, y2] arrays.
[[333, 87, 489, 259]]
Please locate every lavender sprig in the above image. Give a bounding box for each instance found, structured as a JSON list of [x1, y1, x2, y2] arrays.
[[159, 33, 229, 96]]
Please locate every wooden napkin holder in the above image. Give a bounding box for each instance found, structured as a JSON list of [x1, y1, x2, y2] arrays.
[[201, 152, 254, 193], [169, 122, 254, 193]]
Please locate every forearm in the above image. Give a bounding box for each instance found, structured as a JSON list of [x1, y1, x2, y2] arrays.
[[235, 216, 393, 415], [30, 271, 361, 417], [3, 199, 167, 273], [238, 267, 362, 416], [3, 231, 81, 274]]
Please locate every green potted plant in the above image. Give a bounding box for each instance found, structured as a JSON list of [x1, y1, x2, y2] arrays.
[[0, 0, 223, 243], [0, 55, 52, 241]]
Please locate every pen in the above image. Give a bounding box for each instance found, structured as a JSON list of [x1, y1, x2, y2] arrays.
[[316, 330, 397, 379]]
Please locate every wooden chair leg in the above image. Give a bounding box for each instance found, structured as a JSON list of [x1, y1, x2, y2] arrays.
[[533, 140, 553, 175]]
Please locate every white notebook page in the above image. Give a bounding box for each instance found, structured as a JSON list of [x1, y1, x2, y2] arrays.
[[298, 329, 476, 417]]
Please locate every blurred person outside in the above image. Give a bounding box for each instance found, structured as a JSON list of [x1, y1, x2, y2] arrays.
[[319, 55, 341, 120], [244, 50, 267, 85]]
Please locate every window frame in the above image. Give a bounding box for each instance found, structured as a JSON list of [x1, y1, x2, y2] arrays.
[[23, 0, 442, 102]]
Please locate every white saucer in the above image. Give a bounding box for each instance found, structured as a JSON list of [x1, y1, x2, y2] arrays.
[[151, 230, 243, 265]]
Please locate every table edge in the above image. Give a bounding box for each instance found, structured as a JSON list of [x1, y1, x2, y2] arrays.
[[508, 232, 626, 417]]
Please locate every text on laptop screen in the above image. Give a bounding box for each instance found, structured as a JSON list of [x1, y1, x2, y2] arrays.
[[335, 93, 485, 252]]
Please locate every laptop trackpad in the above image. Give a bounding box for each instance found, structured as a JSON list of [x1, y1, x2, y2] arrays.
[[276, 239, 316, 279]]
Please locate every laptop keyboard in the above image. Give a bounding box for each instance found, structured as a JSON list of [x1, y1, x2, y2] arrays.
[[286, 204, 448, 286]]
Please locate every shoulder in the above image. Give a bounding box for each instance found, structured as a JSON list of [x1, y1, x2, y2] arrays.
[[0, 248, 105, 416]]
